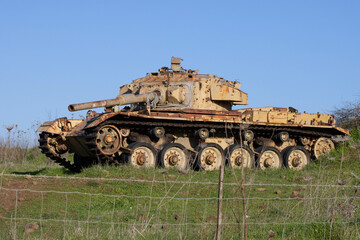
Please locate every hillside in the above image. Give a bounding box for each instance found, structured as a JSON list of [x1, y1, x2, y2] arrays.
[[0, 128, 359, 239]]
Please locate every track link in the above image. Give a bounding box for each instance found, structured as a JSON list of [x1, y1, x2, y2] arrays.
[[38, 133, 80, 172]]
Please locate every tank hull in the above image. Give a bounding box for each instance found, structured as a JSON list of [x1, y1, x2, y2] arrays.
[[37, 107, 348, 171]]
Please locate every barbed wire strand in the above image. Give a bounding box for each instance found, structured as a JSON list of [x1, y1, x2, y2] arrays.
[[1, 173, 359, 188]]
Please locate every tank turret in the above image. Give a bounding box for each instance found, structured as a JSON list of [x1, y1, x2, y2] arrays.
[[68, 57, 248, 112]]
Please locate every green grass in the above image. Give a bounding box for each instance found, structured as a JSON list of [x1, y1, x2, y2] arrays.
[[0, 130, 360, 239]]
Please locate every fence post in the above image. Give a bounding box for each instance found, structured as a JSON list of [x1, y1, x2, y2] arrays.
[[216, 156, 225, 240]]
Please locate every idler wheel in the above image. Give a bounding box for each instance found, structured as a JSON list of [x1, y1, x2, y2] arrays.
[[159, 143, 189, 171], [283, 146, 310, 170], [196, 143, 224, 171], [226, 145, 255, 169], [255, 146, 282, 170], [45, 134, 68, 157]]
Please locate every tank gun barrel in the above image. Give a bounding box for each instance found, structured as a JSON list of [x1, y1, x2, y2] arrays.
[[68, 92, 158, 112]]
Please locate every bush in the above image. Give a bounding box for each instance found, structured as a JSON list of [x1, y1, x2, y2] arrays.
[[333, 100, 360, 129]]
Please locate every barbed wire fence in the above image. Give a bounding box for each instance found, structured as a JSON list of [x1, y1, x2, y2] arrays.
[[0, 170, 360, 239]]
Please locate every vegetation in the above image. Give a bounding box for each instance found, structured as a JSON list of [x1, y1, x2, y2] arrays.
[[0, 127, 359, 239], [0, 101, 359, 239], [333, 99, 360, 129]]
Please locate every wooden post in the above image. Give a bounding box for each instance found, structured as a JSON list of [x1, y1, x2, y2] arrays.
[[241, 164, 247, 240], [216, 157, 225, 240]]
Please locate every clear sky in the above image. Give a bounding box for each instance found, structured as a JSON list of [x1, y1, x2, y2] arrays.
[[1, 0, 359, 139]]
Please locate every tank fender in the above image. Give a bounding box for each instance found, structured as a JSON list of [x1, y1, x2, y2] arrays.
[[36, 118, 83, 134], [84, 112, 119, 129], [334, 127, 350, 135]]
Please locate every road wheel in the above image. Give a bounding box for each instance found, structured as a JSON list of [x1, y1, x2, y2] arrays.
[[196, 143, 224, 171], [313, 137, 335, 159], [126, 142, 157, 168], [226, 144, 255, 169], [255, 146, 282, 170], [159, 143, 189, 171], [283, 146, 310, 170]]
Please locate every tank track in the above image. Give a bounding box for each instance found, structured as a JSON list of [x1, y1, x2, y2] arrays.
[[38, 133, 80, 172], [84, 127, 117, 165], [81, 117, 332, 160], [39, 116, 335, 171], [90, 117, 333, 138]]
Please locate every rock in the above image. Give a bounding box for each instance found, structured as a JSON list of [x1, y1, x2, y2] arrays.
[[207, 216, 217, 221], [158, 169, 168, 174], [173, 212, 181, 220], [275, 189, 281, 194], [295, 177, 313, 183], [167, 174, 176, 179], [295, 188, 305, 192], [24, 228, 34, 234], [178, 169, 188, 175], [137, 214, 146, 220], [337, 179, 346, 185], [291, 191, 299, 197], [257, 188, 266, 192], [257, 204, 267, 210], [25, 175, 32, 179], [267, 230, 276, 239], [290, 191, 304, 199], [24, 223, 39, 234]]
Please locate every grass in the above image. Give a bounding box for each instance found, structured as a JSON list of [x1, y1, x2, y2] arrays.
[[0, 129, 360, 239]]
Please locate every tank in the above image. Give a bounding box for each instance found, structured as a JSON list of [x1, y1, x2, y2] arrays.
[[37, 57, 349, 171]]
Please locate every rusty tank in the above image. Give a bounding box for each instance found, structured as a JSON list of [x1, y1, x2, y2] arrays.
[[37, 57, 349, 171]]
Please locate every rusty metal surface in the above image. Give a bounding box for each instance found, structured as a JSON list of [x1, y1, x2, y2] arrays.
[[36, 118, 83, 135], [41, 53, 349, 137], [68, 92, 157, 112], [81, 109, 348, 136], [37, 57, 350, 171]]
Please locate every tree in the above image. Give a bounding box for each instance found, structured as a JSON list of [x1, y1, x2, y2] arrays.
[[333, 100, 360, 129]]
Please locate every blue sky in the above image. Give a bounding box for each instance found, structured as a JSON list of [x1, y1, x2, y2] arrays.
[[1, 0, 359, 138]]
